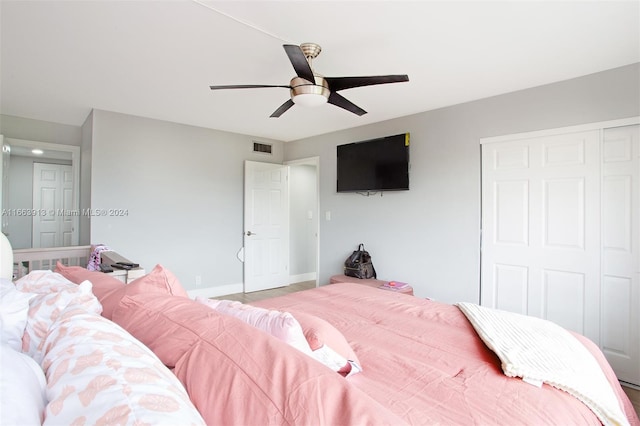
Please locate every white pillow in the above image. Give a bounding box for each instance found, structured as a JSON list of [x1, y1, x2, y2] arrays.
[[0, 278, 36, 350], [196, 297, 312, 355], [0, 343, 47, 425]]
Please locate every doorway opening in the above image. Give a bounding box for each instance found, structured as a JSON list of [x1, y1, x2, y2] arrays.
[[286, 157, 319, 288]]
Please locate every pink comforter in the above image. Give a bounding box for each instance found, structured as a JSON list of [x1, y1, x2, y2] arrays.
[[254, 283, 639, 425]]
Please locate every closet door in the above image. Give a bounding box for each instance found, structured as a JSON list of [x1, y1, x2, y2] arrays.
[[481, 130, 601, 342], [601, 125, 639, 386]]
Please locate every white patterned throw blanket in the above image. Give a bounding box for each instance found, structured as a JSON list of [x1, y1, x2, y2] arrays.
[[457, 302, 629, 426]]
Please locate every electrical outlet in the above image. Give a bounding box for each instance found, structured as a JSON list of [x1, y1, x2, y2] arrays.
[[195, 275, 202, 287]]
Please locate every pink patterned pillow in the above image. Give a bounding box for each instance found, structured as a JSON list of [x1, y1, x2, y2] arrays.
[[20, 280, 102, 363], [196, 297, 312, 355], [41, 305, 205, 425], [15, 270, 78, 294]]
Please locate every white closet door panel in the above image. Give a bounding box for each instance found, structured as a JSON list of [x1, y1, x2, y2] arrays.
[[601, 125, 639, 385], [543, 269, 586, 334], [494, 180, 529, 245], [603, 176, 632, 252], [543, 178, 585, 249], [492, 263, 528, 314], [602, 276, 632, 354], [482, 130, 600, 341], [482, 140, 532, 314]]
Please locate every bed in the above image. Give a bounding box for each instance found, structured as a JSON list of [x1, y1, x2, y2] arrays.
[[1, 237, 639, 425]]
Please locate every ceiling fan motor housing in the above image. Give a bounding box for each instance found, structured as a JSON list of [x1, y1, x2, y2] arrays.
[[290, 76, 330, 106]]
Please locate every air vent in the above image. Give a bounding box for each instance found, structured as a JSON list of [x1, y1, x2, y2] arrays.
[[253, 142, 273, 154]]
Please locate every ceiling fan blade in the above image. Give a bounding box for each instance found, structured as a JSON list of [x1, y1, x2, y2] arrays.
[[283, 45, 315, 83], [210, 84, 290, 90], [270, 99, 295, 118], [328, 92, 367, 116], [325, 75, 409, 92]]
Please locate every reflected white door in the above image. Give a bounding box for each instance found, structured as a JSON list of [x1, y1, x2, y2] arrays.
[[601, 125, 639, 386], [481, 131, 601, 342], [32, 163, 77, 248], [244, 161, 289, 293]]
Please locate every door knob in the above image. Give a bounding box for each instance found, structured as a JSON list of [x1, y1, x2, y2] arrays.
[[246, 231, 256, 236]]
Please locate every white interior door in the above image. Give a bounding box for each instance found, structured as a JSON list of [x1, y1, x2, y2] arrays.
[[244, 161, 289, 293], [601, 125, 639, 386], [481, 130, 601, 342], [32, 163, 77, 248]]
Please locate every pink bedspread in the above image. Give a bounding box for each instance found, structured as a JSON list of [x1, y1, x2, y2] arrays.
[[253, 283, 639, 425]]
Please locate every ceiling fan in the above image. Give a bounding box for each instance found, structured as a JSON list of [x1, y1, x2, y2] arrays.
[[209, 43, 409, 118]]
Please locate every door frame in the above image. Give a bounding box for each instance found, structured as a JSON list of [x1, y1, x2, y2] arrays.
[[285, 156, 320, 288]]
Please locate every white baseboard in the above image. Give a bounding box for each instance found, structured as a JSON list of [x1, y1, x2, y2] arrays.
[[288, 272, 317, 284], [187, 282, 243, 299], [186, 273, 317, 300]]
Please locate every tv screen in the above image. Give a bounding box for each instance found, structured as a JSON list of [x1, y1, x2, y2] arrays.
[[336, 133, 410, 193]]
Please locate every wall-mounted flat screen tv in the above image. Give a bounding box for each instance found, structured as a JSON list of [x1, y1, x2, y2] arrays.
[[336, 133, 410, 193]]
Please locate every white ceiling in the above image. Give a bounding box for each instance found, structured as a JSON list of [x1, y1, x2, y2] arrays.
[[1, 1, 638, 142]]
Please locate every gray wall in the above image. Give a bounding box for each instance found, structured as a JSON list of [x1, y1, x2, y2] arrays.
[[88, 109, 284, 291], [283, 63, 640, 304]]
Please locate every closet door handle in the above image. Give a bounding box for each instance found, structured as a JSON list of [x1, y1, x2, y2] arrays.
[[246, 231, 257, 236]]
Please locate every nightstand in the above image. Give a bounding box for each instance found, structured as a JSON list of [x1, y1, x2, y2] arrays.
[[100, 250, 145, 284], [329, 274, 414, 295], [106, 267, 145, 284]]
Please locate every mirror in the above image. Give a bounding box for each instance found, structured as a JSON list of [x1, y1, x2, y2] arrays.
[[1, 138, 80, 249]]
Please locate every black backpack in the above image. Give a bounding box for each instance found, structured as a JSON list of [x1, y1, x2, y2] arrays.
[[343, 243, 377, 279]]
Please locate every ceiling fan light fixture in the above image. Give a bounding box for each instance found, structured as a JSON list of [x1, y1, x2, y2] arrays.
[[292, 93, 328, 107], [290, 76, 330, 107]]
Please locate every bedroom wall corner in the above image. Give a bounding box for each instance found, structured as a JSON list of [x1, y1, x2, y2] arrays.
[[80, 110, 94, 245], [88, 109, 285, 292]]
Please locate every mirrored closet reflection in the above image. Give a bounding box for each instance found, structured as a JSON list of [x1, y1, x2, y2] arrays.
[[1, 137, 80, 249]]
